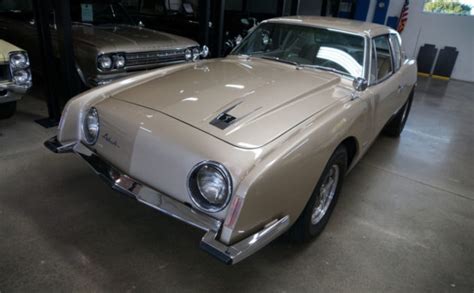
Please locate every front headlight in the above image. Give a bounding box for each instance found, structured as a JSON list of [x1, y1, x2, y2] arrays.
[[9, 51, 29, 69], [114, 54, 126, 69], [188, 161, 232, 212], [192, 47, 200, 61], [83, 107, 100, 145], [97, 55, 113, 70], [184, 48, 192, 61], [12, 69, 31, 85]]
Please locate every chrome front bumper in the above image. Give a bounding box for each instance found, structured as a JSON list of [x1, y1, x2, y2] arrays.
[[44, 136, 290, 264], [0, 81, 30, 103]]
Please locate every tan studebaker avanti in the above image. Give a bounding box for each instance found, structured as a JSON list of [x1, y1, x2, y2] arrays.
[[45, 17, 417, 264]]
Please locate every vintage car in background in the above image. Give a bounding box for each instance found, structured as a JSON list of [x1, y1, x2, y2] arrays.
[[0, 40, 31, 119], [127, 0, 274, 56], [0, 0, 208, 88], [45, 17, 417, 264]]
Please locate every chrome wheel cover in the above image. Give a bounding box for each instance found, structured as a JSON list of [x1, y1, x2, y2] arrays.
[[311, 164, 340, 225]]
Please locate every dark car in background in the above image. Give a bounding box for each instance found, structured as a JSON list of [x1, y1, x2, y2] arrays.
[[0, 0, 208, 87], [125, 0, 280, 56]]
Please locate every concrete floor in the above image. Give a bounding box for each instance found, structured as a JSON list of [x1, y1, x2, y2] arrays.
[[0, 77, 473, 292]]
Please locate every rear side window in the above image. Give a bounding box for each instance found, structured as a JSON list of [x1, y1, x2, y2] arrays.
[[373, 35, 393, 82], [389, 34, 402, 71]]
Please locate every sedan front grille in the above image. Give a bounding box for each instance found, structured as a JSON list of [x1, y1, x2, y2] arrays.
[[125, 49, 187, 67]]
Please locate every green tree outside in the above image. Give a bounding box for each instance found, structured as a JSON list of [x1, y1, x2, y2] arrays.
[[424, 0, 472, 15]]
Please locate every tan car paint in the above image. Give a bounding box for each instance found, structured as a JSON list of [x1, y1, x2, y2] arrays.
[[113, 56, 344, 148], [56, 18, 417, 245], [0, 39, 22, 63]]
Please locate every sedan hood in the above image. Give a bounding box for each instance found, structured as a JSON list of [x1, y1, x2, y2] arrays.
[[112, 56, 348, 149], [72, 24, 198, 52]]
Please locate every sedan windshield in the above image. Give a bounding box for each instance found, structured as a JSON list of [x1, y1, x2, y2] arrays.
[[71, 2, 134, 26], [232, 22, 366, 78]]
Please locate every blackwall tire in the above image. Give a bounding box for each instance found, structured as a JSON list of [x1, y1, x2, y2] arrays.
[[289, 145, 348, 242]]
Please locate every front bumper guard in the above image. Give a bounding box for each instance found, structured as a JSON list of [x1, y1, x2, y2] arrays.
[[44, 136, 290, 264]]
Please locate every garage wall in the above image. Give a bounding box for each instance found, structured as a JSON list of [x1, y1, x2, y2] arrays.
[[298, 0, 323, 15], [383, 0, 474, 82]]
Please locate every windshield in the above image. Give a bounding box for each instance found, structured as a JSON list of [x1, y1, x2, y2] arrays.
[[71, 2, 134, 26], [232, 22, 366, 78]]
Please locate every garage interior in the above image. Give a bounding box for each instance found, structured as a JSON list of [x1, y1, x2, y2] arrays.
[[0, 0, 473, 291]]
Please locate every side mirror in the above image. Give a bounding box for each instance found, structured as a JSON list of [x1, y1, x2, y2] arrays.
[[353, 77, 368, 92]]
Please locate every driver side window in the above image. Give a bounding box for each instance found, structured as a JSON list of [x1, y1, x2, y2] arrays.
[[372, 35, 393, 82]]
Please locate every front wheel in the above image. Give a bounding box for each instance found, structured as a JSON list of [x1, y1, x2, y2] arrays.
[[289, 146, 348, 242], [0, 101, 17, 119]]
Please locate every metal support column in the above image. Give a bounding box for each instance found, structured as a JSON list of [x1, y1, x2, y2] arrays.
[[290, 0, 300, 15], [32, 0, 61, 127], [216, 0, 225, 57], [53, 0, 80, 100], [199, 0, 211, 47]]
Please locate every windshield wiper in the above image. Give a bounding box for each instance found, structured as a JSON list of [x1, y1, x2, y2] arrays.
[[257, 56, 300, 67], [299, 64, 349, 77]]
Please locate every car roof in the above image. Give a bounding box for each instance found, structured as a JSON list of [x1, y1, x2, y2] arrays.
[[264, 16, 396, 38]]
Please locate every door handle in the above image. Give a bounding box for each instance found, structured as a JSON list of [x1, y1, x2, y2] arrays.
[[398, 84, 405, 93]]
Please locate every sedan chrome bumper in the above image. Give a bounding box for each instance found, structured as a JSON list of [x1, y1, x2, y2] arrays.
[[44, 136, 290, 264], [0, 81, 31, 103]]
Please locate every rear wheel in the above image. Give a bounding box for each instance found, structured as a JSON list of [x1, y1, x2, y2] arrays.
[[0, 101, 17, 119], [383, 89, 414, 137], [289, 146, 348, 242]]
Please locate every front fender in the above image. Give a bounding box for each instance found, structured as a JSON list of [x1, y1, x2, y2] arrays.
[[57, 63, 192, 144], [222, 95, 367, 244]]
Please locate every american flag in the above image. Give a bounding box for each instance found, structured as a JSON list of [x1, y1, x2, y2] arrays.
[[397, 0, 409, 33]]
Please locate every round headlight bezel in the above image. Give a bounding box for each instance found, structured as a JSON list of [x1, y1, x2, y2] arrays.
[[97, 54, 113, 71], [12, 69, 31, 85], [9, 51, 30, 69], [184, 48, 192, 61], [113, 54, 126, 69], [192, 47, 200, 61], [83, 107, 100, 145], [188, 161, 233, 213]]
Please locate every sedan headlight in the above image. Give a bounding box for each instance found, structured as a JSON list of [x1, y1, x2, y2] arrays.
[[12, 69, 31, 85], [184, 49, 192, 61], [114, 55, 126, 69], [9, 51, 32, 86], [97, 55, 113, 70], [188, 161, 233, 212], [9, 51, 30, 69], [83, 107, 100, 145], [192, 47, 200, 61], [98, 53, 127, 71]]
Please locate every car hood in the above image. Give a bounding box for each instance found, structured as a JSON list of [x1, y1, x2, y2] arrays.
[[72, 24, 198, 52], [0, 39, 22, 62], [112, 56, 349, 149]]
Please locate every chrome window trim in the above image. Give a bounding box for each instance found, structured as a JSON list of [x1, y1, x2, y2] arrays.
[[369, 34, 395, 86], [388, 33, 402, 72]]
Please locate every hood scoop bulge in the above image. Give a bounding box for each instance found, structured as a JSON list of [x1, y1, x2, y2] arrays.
[[210, 112, 237, 130]]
